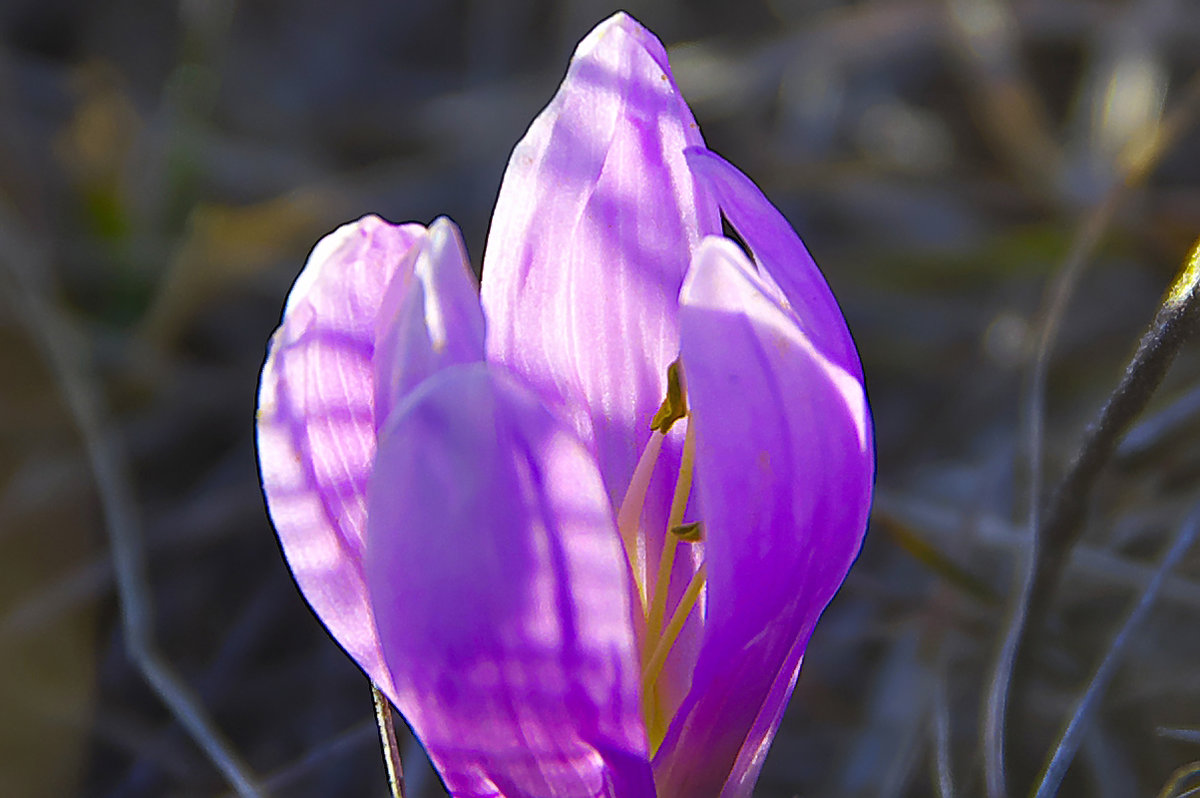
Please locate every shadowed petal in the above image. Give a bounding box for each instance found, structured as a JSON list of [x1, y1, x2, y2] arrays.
[[256, 215, 424, 699], [481, 11, 720, 507], [654, 238, 874, 797], [367, 364, 655, 798], [373, 216, 486, 427], [685, 148, 862, 380]]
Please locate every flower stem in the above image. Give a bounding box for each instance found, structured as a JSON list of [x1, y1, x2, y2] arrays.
[[372, 684, 405, 798]]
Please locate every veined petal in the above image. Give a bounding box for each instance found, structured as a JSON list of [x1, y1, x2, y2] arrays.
[[373, 216, 486, 427], [256, 215, 424, 699], [481, 11, 720, 506], [654, 239, 874, 796], [684, 147, 862, 380], [367, 364, 655, 798]]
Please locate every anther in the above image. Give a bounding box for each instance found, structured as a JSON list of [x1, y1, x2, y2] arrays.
[[669, 522, 703, 542], [650, 359, 687, 433]]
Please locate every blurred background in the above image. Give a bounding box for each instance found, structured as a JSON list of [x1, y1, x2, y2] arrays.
[[1, 0, 1199, 796]]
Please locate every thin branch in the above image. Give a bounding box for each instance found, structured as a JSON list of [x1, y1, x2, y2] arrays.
[[1029, 235, 1200, 625], [1033, 499, 1200, 798], [983, 72, 1200, 798], [0, 213, 265, 797]]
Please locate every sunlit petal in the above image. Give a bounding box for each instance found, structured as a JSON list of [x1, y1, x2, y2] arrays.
[[654, 238, 873, 796], [256, 215, 424, 698], [481, 12, 720, 505], [685, 147, 862, 379], [373, 216, 486, 427], [368, 364, 654, 798]]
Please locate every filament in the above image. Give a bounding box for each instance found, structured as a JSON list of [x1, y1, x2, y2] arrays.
[[642, 562, 707, 754], [616, 431, 665, 612], [645, 417, 697, 650]]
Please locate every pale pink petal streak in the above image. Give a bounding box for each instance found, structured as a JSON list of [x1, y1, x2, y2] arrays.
[[481, 11, 720, 507], [256, 215, 424, 700]]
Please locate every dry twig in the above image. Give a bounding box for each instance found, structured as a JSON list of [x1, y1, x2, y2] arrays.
[[0, 209, 265, 797]]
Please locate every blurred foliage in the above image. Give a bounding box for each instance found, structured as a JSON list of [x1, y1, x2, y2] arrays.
[[0, 308, 97, 798], [0, 0, 1198, 796]]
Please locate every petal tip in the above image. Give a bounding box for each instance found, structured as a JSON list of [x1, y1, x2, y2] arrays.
[[576, 10, 671, 77]]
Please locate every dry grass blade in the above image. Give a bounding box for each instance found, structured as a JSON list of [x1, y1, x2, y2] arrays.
[[983, 74, 1200, 798], [1159, 728, 1200, 744], [932, 664, 955, 798], [878, 513, 999, 604], [0, 212, 265, 797], [942, 0, 1062, 194], [873, 492, 1200, 611], [242, 721, 376, 797], [1157, 761, 1200, 798], [1032, 500, 1200, 797]]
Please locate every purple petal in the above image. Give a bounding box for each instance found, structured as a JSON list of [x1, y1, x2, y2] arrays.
[[685, 147, 863, 380], [654, 239, 874, 796], [480, 12, 720, 506], [367, 364, 655, 798], [373, 216, 486, 427], [256, 215, 424, 699]]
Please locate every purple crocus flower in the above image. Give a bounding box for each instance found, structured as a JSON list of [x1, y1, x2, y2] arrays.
[[256, 12, 873, 798]]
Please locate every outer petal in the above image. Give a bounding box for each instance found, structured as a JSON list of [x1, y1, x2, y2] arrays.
[[684, 148, 863, 380], [256, 215, 423, 699], [654, 239, 874, 796], [367, 364, 655, 798], [373, 216, 486, 427], [480, 12, 720, 505]]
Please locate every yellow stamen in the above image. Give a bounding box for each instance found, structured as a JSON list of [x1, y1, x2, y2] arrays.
[[616, 431, 665, 612], [650, 360, 688, 433], [642, 563, 707, 754], [645, 417, 697, 649], [631, 359, 707, 750]]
